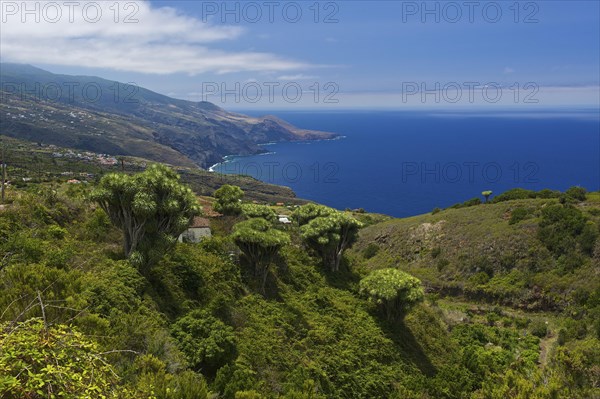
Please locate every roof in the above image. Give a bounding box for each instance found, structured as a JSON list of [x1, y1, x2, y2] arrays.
[[189, 217, 211, 228]]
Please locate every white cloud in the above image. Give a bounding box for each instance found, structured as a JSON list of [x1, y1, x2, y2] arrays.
[[503, 67, 515, 74], [0, 0, 311, 74], [276, 74, 319, 81]]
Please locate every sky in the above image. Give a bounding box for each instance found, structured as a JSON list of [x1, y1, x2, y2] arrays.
[[1, 0, 599, 110]]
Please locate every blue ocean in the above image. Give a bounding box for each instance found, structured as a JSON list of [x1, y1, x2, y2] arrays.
[[213, 110, 600, 217]]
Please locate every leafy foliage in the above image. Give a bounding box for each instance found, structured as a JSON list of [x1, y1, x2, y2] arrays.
[[450, 197, 482, 209], [91, 164, 200, 267], [241, 204, 277, 223], [538, 204, 596, 257], [0, 319, 120, 398], [2, 181, 599, 399], [362, 243, 380, 259], [481, 191, 492, 203], [565, 186, 587, 202], [214, 185, 244, 216], [492, 188, 538, 202], [508, 207, 532, 225], [300, 211, 362, 272], [171, 310, 237, 375], [359, 268, 424, 320], [232, 218, 290, 291], [291, 204, 335, 226]]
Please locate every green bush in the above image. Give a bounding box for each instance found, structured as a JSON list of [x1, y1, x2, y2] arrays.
[[359, 268, 424, 321], [557, 328, 567, 345], [463, 198, 482, 207], [469, 272, 490, 285], [241, 203, 277, 223], [565, 186, 587, 202], [45, 224, 68, 239], [508, 207, 531, 225], [536, 188, 561, 199], [530, 320, 548, 338], [171, 309, 237, 374], [448, 198, 483, 210], [492, 188, 536, 203], [0, 319, 119, 398], [84, 207, 114, 240], [579, 221, 599, 255], [537, 204, 587, 257], [363, 243, 380, 259]]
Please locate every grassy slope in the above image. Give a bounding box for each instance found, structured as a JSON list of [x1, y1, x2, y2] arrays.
[[350, 197, 600, 310]]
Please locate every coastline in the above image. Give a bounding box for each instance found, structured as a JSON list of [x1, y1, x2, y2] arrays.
[[208, 151, 277, 172], [208, 135, 346, 173]]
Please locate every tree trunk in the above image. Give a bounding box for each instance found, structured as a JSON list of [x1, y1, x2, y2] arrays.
[[333, 253, 341, 272], [124, 228, 132, 256], [261, 267, 268, 294]]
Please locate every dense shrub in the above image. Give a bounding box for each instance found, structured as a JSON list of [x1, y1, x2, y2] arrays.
[[359, 268, 424, 321], [449, 197, 482, 209], [214, 185, 245, 216], [579, 221, 599, 255], [0, 319, 119, 398], [492, 188, 536, 202], [241, 204, 277, 223], [508, 207, 531, 225], [530, 320, 548, 338], [536, 188, 561, 199], [171, 310, 237, 375], [537, 204, 588, 257], [565, 186, 587, 202], [363, 243, 380, 259]]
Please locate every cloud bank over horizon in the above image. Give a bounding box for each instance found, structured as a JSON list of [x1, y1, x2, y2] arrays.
[[0, 0, 312, 75]]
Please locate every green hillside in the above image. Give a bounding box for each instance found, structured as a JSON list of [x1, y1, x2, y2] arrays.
[[0, 172, 598, 398], [0, 64, 336, 168], [350, 191, 600, 312]]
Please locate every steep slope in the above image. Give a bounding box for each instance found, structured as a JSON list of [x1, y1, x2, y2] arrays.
[[2, 184, 598, 398], [0, 63, 336, 168], [350, 195, 600, 311]]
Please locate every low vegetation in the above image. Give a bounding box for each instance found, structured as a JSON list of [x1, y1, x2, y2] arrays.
[[1, 167, 598, 398]]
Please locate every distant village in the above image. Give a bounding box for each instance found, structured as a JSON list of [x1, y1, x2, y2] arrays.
[[50, 146, 120, 184], [2, 141, 143, 187], [51, 146, 119, 167]]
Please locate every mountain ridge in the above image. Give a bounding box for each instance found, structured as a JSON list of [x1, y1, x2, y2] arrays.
[[0, 63, 337, 168]]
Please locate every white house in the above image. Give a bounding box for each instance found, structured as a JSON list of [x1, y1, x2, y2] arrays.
[[278, 215, 292, 224], [178, 217, 212, 243]]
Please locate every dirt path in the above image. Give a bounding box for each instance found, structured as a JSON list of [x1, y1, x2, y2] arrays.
[[538, 334, 557, 367]]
